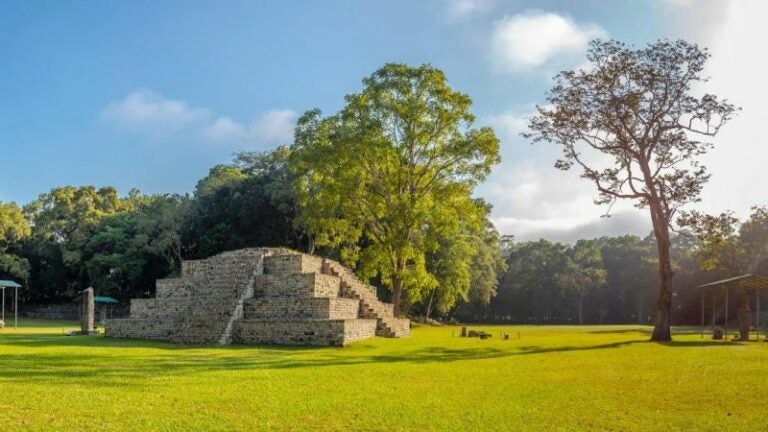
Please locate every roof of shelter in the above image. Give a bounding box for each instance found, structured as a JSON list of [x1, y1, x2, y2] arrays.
[[0, 280, 22, 288], [94, 296, 119, 304], [698, 273, 768, 290]]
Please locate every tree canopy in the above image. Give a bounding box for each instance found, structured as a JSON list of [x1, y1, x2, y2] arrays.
[[291, 63, 500, 315]]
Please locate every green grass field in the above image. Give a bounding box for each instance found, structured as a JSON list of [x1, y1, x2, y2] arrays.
[[0, 320, 766, 431]]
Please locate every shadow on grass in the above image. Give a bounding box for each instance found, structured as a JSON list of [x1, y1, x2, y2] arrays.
[[586, 328, 651, 335], [0, 329, 746, 389]]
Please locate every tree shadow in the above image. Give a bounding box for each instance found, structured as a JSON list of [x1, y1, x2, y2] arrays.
[[586, 328, 651, 335], [0, 327, 750, 390]]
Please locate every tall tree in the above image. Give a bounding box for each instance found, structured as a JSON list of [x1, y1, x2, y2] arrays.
[[291, 63, 500, 315], [526, 40, 737, 341], [23, 186, 128, 295], [494, 240, 571, 323], [560, 240, 607, 325]]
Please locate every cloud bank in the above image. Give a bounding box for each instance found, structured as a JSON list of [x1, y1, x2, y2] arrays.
[[102, 90, 295, 148]]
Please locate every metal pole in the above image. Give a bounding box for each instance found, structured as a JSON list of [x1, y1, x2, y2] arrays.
[[700, 289, 705, 339], [724, 287, 729, 341], [14, 286, 19, 329], [2, 286, 4, 323], [757, 290, 761, 342], [712, 288, 716, 334]]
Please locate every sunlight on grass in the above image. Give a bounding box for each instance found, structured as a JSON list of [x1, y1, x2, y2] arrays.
[[0, 320, 765, 431]]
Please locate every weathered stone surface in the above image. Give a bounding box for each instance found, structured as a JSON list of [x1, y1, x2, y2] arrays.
[[106, 247, 409, 346]]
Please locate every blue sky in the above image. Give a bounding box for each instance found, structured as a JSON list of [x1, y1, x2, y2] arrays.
[[1, 0, 763, 241]]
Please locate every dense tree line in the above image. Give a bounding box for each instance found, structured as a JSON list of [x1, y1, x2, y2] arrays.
[[452, 206, 768, 325]]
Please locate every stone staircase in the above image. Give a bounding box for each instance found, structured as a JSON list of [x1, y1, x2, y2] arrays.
[[107, 248, 409, 346], [321, 259, 410, 338]]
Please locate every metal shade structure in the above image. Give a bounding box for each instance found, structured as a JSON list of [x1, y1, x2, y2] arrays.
[[698, 274, 768, 341], [94, 296, 119, 304], [0, 280, 22, 329]]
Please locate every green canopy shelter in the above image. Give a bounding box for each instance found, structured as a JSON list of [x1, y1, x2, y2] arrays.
[[92, 295, 119, 324], [0, 280, 22, 329]]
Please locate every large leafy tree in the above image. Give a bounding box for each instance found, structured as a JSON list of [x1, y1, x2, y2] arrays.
[[526, 40, 737, 341], [291, 63, 500, 315], [0, 201, 31, 281], [23, 186, 128, 295]]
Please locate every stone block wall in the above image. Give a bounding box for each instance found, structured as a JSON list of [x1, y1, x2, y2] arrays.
[[244, 297, 360, 320], [232, 319, 377, 346], [253, 273, 340, 298]]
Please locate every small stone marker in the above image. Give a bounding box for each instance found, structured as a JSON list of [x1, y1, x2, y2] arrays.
[[81, 287, 95, 335]]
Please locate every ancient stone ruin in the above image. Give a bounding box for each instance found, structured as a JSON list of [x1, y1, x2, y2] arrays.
[[106, 248, 410, 346]]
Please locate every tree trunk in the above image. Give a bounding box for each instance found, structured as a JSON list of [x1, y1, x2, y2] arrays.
[[425, 288, 436, 321], [392, 275, 403, 317], [577, 293, 584, 325], [649, 202, 673, 342]]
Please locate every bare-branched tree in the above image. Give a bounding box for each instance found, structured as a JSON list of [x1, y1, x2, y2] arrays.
[[525, 39, 737, 341]]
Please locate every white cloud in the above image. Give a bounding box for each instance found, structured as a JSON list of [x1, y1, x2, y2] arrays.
[[491, 11, 606, 71], [692, 1, 768, 218], [446, 0, 494, 22], [477, 107, 650, 242], [103, 90, 295, 148], [250, 110, 296, 144], [203, 110, 296, 146], [102, 89, 209, 132], [658, 0, 731, 45], [202, 117, 248, 142]]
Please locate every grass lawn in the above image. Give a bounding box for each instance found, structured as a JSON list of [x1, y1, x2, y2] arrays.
[[0, 320, 766, 431]]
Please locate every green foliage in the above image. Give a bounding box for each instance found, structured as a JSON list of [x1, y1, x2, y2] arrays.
[[84, 195, 187, 297], [0, 201, 31, 281], [184, 148, 305, 258], [23, 186, 128, 283], [559, 239, 607, 324], [290, 63, 500, 313], [494, 239, 571, 322], [594, 235, 657, 324]]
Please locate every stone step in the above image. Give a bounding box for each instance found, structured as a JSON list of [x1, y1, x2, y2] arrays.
[[253, 273, 341, 298], [232, 318, 377, 346], [321, 258, 409, 338], [243, 297, 360, 320], [265, 253, 324, 275]]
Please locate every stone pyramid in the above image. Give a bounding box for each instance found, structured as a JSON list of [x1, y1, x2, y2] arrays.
[[106, 248, 409, 346]]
